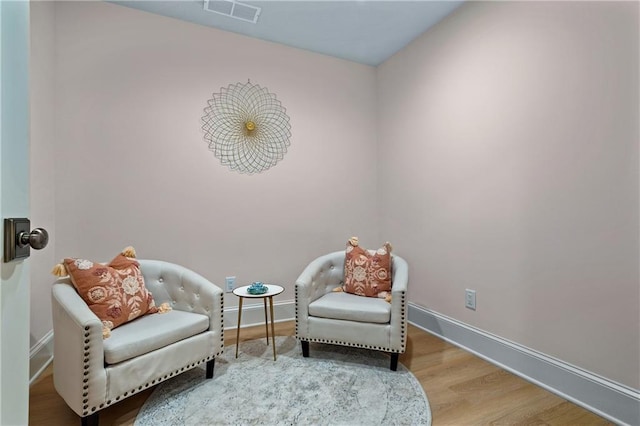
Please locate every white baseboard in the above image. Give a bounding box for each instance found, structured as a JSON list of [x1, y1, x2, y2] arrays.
[[223, 299, 295, 330], [29, 330, 54, 385], [408, 303, 640, 426]]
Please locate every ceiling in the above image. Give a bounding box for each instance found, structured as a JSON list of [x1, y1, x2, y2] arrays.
[[110, 1, 464, 66]]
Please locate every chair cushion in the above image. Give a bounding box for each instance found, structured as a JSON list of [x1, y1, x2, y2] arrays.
[[103, 309, 209, 364], [343, 237, 392, 298], [308, 292, 391, 324]]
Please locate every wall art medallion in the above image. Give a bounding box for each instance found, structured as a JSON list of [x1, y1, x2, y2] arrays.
[[202, 80, 291, 174]]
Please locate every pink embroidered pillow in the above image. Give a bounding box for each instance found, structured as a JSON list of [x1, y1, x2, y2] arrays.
[[343, 237, 392, 299], [53, 247, 158, 338]]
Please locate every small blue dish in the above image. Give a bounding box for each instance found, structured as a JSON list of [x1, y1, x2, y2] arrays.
[[247, 282, 268, 295]]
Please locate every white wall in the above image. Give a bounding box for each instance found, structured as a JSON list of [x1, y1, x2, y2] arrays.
[[29, 0, 379, 348], [377, 1, 639, 389], [51, 1, 378, 316]]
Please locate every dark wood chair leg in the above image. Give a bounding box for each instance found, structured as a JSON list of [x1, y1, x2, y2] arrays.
[[390, 352, 399, 371], [81, 412, 98, 426], [301, 340, 309, 357], [206, 359, 215, 379]]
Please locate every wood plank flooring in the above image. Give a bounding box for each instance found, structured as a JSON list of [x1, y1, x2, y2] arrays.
[[29, 322, 611, 425]]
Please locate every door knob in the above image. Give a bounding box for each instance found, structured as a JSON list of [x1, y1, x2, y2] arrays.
[[3, 218, 50, 262], [18, 228, 49, 250]]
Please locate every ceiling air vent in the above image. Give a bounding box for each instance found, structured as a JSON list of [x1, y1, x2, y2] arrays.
[[204, 0, 261, 24]]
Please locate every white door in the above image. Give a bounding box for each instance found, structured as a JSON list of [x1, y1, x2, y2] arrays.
[[0, 1, 31, 424]]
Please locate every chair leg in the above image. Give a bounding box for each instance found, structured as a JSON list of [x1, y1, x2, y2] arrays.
[[206, 359, 215, 379], [301, 340, 309, 357], [81, 412, 98, 426], [390, 353, 399, 371]]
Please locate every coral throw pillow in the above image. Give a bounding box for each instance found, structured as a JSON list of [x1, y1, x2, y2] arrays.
[[343, 237, 392, 299], [55, 247, 158, 338]]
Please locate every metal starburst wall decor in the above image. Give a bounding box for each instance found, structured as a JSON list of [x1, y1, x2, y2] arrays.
[[202, 80, 292, 174]]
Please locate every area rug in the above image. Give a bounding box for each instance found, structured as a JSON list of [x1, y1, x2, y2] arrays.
[[135, 336, 431, 425]]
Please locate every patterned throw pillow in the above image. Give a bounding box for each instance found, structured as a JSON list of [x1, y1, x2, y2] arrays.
[[53, 247, 159, 338], [342, 237, 392, 299]]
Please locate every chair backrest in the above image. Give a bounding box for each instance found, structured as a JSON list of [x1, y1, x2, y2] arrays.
[[138, 259, 181, 304], [138, 259, 220, 317], [303, 250, 407, 298]]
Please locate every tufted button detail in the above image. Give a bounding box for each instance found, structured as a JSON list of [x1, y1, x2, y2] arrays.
[[158, 277, 164, 283]]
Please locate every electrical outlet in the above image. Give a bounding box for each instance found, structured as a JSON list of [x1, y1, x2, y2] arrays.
[[225, 276, 236, 293], [465, 289, 476, 310]]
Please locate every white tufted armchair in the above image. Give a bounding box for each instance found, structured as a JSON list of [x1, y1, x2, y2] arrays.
[[295, 251, 408, 370], [51, 259, 224, 426]]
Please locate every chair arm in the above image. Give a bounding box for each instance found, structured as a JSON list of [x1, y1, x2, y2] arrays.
[[391, 255, 408, 295], [390, 255, 409, 352], [51, 280, 107, 417]]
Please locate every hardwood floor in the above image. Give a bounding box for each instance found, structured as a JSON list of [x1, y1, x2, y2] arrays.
[[29, 322, 611, 425]]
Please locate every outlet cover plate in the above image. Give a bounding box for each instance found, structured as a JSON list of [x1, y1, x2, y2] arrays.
[[465, 289, 476, 310], [225, 276, 236, 293]]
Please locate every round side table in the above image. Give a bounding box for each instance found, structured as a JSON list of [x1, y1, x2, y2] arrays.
[[232, 284, 284, 361]]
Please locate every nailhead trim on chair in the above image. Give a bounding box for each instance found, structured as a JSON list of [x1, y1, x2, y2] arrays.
[[82, 326, 91, 414], [293, 290, 408, 354], [297, 337, 402, 353], [400, 291, 406, 351], [82, 351, 223, 416], [80, 285, 226, 416], [294, 285, 299, 337], [220, 297, 225, 349]]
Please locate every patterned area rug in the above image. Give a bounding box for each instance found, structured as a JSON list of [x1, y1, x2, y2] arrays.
[[135, 336, 431, 425]]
